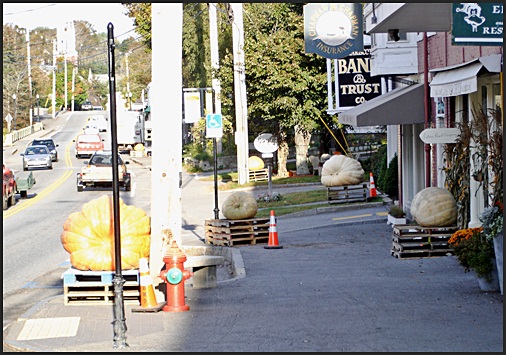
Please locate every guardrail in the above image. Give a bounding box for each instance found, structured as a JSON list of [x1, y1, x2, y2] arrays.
[[3, 123, 44, 147]]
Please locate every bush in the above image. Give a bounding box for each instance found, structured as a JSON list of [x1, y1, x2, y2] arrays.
[[381, 154, 398, 198]]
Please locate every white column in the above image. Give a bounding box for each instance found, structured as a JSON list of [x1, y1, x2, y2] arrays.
[[150, 3, 183, 283], [209, 3, 223, 153]]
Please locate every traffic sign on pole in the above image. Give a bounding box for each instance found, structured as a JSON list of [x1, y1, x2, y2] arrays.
[[206, 114, 223, 138]]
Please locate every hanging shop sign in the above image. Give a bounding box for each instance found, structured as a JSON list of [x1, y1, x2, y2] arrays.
[[452, 3, 503, 46], [419, 128, 459, 144], [183, 92, 201, 123], [303, 3, 363, 59], [337, 46, 382, 110]]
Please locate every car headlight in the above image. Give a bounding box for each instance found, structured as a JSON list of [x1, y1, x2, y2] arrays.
[[51, 150, 56, 154]]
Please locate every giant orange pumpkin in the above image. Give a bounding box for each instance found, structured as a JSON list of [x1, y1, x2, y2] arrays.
[[61, 195, 151, 271]]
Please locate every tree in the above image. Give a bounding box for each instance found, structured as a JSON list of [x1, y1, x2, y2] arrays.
[[216, 3, 328, 176]]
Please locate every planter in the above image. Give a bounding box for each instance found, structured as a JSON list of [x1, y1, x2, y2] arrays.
[[387, 214, 407, 226], [493, 233, 503, 295], [476, 259, 500, 292]]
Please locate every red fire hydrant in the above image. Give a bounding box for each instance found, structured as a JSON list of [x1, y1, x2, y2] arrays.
[[160, 240, 192, 312]]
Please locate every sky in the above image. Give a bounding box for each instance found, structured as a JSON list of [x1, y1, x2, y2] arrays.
[[3, 3, 136, 36]]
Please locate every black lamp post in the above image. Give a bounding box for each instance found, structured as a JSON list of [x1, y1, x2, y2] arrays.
[[128, 92, 132, 110]]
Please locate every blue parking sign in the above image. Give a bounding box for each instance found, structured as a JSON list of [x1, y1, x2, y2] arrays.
[[206, 114, 223, 138]]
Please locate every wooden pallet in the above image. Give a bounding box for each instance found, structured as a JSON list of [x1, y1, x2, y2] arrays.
[[327, 184, 367, 204], [62, 268, 140, 305], [249, 169, 268, 182], [64, 284, 141, 305], [205, 217, 270, 246], [391, 224, 457, 259]]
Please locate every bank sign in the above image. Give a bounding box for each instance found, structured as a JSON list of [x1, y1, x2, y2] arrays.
[[304, 3, 363, 59], [337, 47, 382, 109], [452, 3, 503, 46]]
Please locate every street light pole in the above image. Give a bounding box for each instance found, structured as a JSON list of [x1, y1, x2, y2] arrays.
[[12, 94, 17, 131], [128, 92, 132, 111]]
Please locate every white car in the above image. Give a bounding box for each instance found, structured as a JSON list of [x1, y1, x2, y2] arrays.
[[21, 145, 53, 170]]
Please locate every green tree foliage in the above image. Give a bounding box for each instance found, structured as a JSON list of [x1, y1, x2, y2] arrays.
[[122, 3, 152, 50]]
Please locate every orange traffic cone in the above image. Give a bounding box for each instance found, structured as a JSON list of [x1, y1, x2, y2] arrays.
[[132, 258, 164, 313], [264, 210, 283, 249], [369, 172, 377, 198]]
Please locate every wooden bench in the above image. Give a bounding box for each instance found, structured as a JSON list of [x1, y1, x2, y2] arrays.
[[185, 255, 225, 289], [327, 183, 367, 204], [249, 168, 268, 182]]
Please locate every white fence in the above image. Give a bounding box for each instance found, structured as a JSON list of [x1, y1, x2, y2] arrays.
[[3, 123, 44, 146]]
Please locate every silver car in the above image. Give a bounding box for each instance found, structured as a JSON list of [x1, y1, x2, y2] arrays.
[[21, 145, 53, 170]]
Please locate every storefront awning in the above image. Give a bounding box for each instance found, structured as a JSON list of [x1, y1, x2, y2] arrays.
[[429, 54, 502, 97], [338, 83, 424, 127]]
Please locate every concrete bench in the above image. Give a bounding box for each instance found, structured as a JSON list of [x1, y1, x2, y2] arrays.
[[185, 255, 224, 289]]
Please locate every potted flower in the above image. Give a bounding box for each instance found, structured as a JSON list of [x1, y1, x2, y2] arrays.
[[448, 227, 499, 291], [479, 201, 503, 294], [387, 204, 406, 225]]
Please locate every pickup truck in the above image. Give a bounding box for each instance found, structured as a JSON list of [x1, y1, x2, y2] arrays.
[[76, 151, 131, 192]]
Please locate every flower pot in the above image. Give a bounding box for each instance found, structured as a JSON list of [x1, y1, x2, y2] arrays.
[[493, 233, 503, 295], [387, 214, 407, 226], [476, 259, 500, 292]]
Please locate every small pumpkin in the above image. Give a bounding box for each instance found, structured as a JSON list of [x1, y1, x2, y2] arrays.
[[248, 156, 265, 170], [410, 187, 457, 227], [61, 195, 151, 271], [222, 191, 258, 220], [320, 154, 365, 187]]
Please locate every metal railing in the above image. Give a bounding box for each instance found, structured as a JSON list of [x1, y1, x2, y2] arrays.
[[3, 123, 44, 146]]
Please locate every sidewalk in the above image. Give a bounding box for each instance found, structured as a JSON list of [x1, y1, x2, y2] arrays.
[[3, 122, 503, 352]]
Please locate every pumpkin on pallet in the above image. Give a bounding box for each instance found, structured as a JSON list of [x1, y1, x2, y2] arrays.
[[320, 154, 365, 187], [410, 187, 457, 227], [222, 191, 258, 220], [60, 195, 151, 271]]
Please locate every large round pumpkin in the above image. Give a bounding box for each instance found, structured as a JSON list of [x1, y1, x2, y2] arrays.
[[61, 195, 151, 271], [320, 154, 365, 187], [410, 187, 457, 227], [222, 191, 258, 220], [248, 156, 265, 170]]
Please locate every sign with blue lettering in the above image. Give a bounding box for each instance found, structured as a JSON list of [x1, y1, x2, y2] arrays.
[[206, 114, 223, 138]]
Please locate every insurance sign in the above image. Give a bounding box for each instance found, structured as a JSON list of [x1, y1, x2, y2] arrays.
[[452, 3, 503, 46]]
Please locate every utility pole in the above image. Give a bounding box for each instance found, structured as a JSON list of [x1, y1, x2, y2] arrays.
[[125, 52, 131, 109], [52, 39, 56, 119], [150, 3, 183, 289], [230, 3, 249, 184], [26, 29, 33, 127], [64, 50, 68, 111], [209, 3, 223, 153], [71, 67, 76, 111]]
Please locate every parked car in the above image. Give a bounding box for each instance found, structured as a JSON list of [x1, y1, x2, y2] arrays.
[[20, 145, 53, 170], [81, 101, 93, 111], [30, 138, 59, 162], [76, 151, 131, 192], [3, 164, 17, 210], [73, 134, 105, 159]]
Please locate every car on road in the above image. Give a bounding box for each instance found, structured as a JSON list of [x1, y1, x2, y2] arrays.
[[20, 145, 53, 170], [76, 151, 131, 192], [81, 101, 93, 111], [74, 133, 105, 159], [30, 138, 59, 162], [3, 164, 17, 210], [88, 115, 108, 132]]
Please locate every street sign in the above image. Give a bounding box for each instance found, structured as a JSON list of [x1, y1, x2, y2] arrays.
[[5, 113, 13, 123], [419, 128, 459, 144], [206, 113, 223, 138], [254, 133, 278, 154]]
